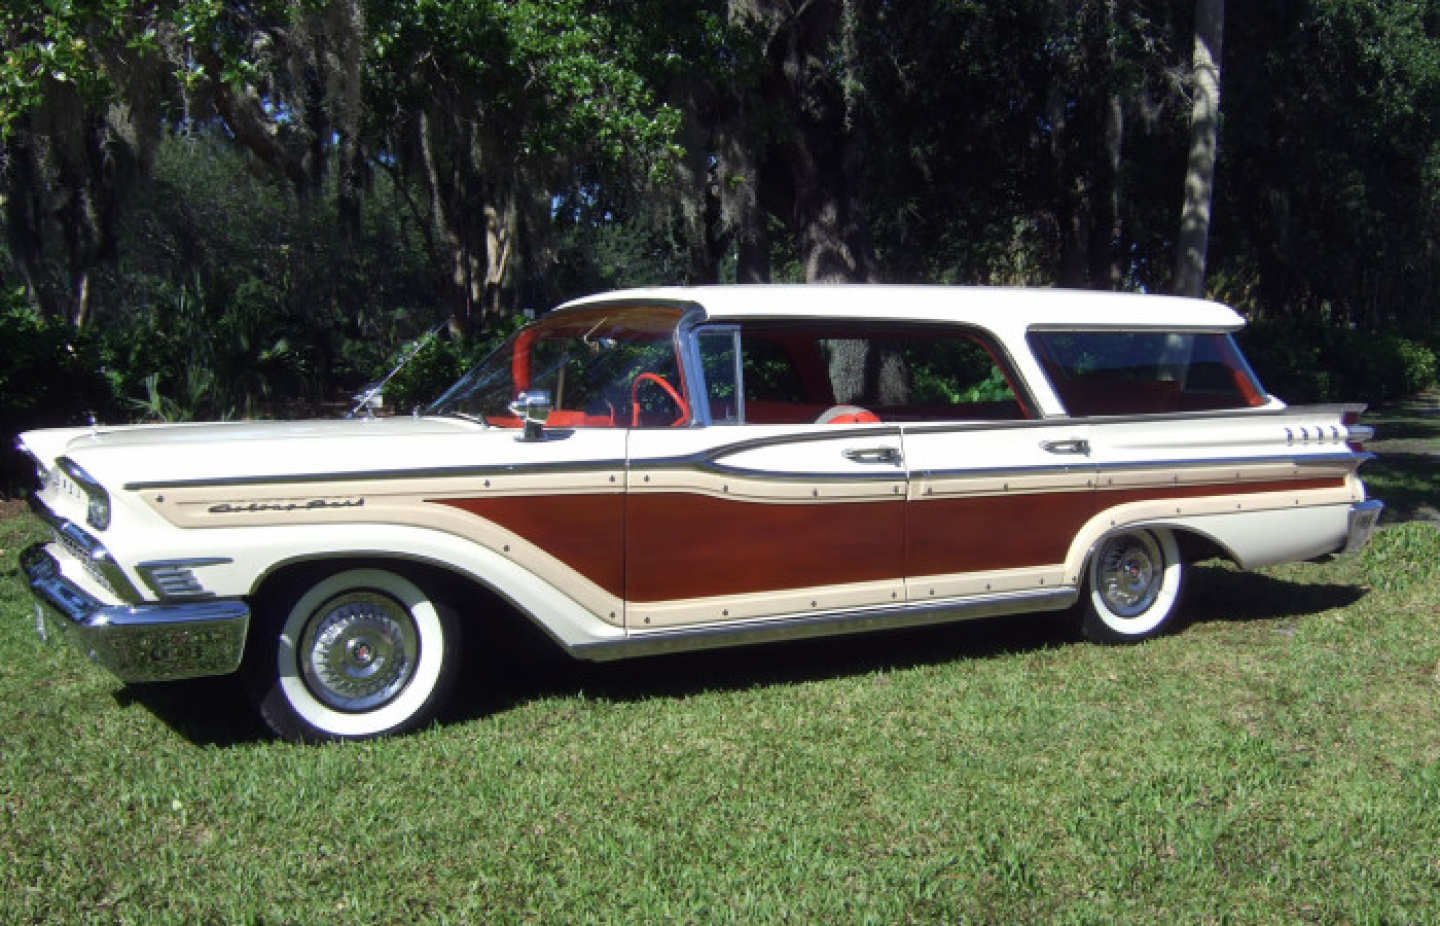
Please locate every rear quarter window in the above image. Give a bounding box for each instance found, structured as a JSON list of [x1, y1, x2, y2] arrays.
[[1029, 330, 1268, 416]]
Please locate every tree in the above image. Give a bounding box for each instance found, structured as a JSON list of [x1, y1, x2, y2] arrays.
[[1173, 0, 1224, 298]]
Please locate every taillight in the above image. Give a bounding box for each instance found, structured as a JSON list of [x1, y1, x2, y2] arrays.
[[1342, 409, 1373, 453]]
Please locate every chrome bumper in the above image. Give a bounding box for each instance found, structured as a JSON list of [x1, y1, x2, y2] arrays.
[[21, 543, 250, 683], [1342, 499, 1384, 554]]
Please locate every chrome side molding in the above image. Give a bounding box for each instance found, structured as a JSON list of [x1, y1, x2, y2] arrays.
[[572, 586, 1078, 662]]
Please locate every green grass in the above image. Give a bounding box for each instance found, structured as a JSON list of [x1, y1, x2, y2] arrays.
[[1, 411, 1437, 923], [1360, 395, 1440, 525]]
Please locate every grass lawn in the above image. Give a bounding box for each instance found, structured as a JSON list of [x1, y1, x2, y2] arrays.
[[1, 407, 1437, 923]]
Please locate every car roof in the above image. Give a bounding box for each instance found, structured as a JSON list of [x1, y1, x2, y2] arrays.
[[556, 284, 1246, 332]]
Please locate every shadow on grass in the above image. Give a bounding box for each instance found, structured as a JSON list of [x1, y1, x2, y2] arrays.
[[446, 564, 1371, 725], [455, 607, 1081, 720], [1370, 416, 1440, 443], [1180, 563, 1366, 625], [112, 676, 270, 747], [116, 565, 1370, 745], [1361, 452, 1440, 523]]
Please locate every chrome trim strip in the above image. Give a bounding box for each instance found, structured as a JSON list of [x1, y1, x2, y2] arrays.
[[571, 587, 1078, 662], [124, 458, 629, 491], [913, 453, 1363, 483], [21, 543, 250, 682], [136, 557, 233, 600], [26, 493, 143, 604], [633, 427, 905, 475], [904, 403, 1364, 430], [1026, 323, 1243, 334]]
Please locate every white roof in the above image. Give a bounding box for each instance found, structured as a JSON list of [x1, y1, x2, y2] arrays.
[[557, 284, 1246, 332]]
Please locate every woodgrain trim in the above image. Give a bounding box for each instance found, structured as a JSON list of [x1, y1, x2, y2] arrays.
[[629, 578, 904, 628], [433, 496, 624, 598], [624, 492, 905, 604]]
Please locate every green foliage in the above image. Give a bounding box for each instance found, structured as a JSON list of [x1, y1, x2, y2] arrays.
[[1, 0, 1438, 426], [1240, 319, 1439, 405], [0, 289, 118, 491]]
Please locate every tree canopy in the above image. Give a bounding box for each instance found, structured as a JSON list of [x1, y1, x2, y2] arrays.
[[1, 0, 1437, 430]]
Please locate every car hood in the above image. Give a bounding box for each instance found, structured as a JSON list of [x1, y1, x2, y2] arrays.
[[18, 417, 517, 488]]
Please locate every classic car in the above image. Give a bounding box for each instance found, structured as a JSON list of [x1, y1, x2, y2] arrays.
[[18, 285, 1383, 741]]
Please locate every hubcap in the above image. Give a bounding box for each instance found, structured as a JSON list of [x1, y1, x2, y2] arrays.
[[1097, 533, 1163, 618], [299, 591, 419, 711]]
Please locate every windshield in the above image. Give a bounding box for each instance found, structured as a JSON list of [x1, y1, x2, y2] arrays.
[[427, 306, 690, 427]]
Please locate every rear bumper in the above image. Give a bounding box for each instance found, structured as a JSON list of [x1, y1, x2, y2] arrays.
[[21, 543, 250, 683], [1342, 499, 1384, 554]]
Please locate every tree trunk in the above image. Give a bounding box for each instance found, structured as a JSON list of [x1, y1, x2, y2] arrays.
[[766, 0, 873, 283], [1174, 0, 1225, 298]]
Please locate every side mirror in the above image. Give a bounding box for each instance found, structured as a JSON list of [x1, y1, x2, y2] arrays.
[[508, 390, 552, 441]]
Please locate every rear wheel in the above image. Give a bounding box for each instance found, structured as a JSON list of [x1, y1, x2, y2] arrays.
[[245, 567, 460, 741], [1081, 528, 1184, 643]]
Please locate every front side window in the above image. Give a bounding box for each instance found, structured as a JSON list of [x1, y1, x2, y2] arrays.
[[699, 322, 1030, 424], [428, 306, 690, 427], [1029, 330, 1268, 416]]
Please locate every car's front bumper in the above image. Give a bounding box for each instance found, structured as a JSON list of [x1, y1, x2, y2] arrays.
[[21, 543, 250, 683]]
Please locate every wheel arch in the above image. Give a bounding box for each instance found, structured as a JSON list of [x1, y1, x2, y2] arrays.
[[247, 551, 570, 658], [1065, 510, 1240, 583]]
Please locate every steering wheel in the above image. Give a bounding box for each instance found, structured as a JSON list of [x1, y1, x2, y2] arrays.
[[815, 404, 881, 424], [630, 372, 690, 427]]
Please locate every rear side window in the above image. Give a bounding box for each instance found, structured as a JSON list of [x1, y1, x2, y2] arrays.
[[1029, 330, 1268, 416], [714, 322, 1031, 424]]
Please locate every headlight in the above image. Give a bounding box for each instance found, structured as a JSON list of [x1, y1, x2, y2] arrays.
[[59, 457, 111, 530]]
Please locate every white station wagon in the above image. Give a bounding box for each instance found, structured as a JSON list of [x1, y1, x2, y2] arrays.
[[19, 285, 1382, 740]]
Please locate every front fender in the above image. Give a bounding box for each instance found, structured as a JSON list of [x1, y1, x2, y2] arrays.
[[182, 521, 626, 652]]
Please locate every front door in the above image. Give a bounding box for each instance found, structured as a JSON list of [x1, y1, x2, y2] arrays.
[[624, 425, 907, 628]]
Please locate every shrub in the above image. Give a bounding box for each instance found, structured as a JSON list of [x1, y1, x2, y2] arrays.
[[0, 293, 120, 494], [1239, 319, 1439, 405]]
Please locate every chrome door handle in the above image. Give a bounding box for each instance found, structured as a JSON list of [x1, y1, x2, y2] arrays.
[[843, 446, 903, 465], [1040, 439, 1090, 456]]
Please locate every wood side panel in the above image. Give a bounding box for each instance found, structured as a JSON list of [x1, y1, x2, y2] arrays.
[[433, 496, 625, 596], [907, 492, 1099, 575], [907, 475, 1348, 576], [626, 493, 905, 602]]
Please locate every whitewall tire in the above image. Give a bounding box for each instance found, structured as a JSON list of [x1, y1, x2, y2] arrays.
[[247, 568, 460, 741], [1081, 528, 1184, 643]]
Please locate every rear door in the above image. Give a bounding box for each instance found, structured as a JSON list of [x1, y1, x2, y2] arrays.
[[901, 419, 1097, 601]]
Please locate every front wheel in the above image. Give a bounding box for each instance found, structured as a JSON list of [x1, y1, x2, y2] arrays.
[[1081, 528, 1184, 643], [245, 568, 460, 741]]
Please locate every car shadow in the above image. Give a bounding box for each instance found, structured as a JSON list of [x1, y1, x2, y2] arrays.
[[112, 676, 271, 747], [118, 565, 1370, 745], [1179, 563, 1367, 626], [447, 564, 1371, 724], [454, 607, 1082, 720]]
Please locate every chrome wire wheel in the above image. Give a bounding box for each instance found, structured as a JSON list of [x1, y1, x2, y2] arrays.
[[298, 591, 419, 712], [1082, 527, 1184, 643]]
